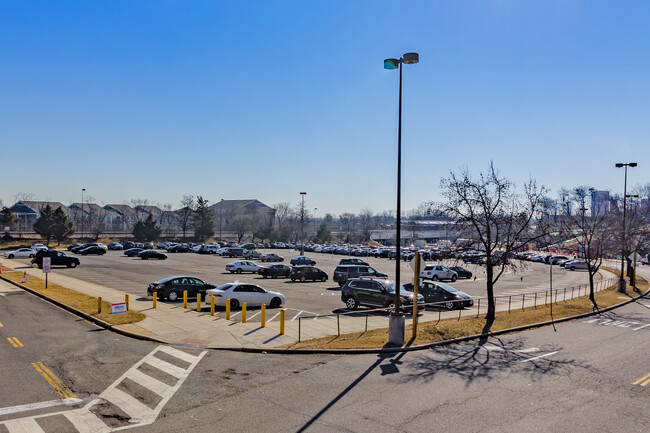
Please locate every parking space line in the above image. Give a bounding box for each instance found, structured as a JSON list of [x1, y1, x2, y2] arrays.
[[31, 362, 75, 399], [248, 311, 261, 320], [520, 351, 558, 363], [632, 372, 650, 386], [291, 311, 304, 321], [7, 337, 23, 348], [268, 312, 281, 322]]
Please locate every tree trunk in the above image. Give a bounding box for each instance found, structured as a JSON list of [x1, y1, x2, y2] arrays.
[[588, 271, 596, 306], [485, 264, 496, 320]]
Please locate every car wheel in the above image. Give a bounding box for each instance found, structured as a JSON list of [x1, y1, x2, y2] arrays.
[[167, 290, 179, 302], [338, 282, 344, 287], [270, 297, 281, 308], [300, 276, 306, 282], [570, 266, 575, 271], [263, 275, 268, 278], [321, 276, 327, 282], [345, 297, 358, 310], [236, 269, 242, 274], [432, 275, 439, 281], [69, 262, 77, 268], [272, 274, 277, 279], [29, 254, 34, 258], [445, 301, 454, 310], [7, 254, 14, 259], [230, 298, 240, 309], [451, 275, 457, 282], [291, 278, 296, 282]]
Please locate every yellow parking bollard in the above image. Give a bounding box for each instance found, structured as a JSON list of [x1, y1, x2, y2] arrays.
[[197, 294, 201, 312], [261, 304, 266, 328], [226, 299, 230, 320], [125, 294, 129, 311], [210, 296, 215, 316], [183, 291, 187, 309], [280, 310, 285, 335], [153, 292, 157, 309], [97, 297, 102, 314], [242, 303, 247, 323]]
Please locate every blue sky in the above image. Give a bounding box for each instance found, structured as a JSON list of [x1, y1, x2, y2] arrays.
[[1, 1, 648, 216]]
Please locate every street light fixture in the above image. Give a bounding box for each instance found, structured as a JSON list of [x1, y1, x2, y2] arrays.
[[299, 192, 307, 255], [615, 162, 637, 293], [314, 208, 318, 239], [81, 188, 86, 241], [384, 51, 419, 346], [219, 199, 224, 242]]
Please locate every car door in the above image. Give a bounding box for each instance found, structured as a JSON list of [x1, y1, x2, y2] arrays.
[[231, 285, 250, 305], [249, 286, 269, 306]]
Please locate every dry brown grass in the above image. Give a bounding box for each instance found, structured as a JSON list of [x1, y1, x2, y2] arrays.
[[0, 265, 145, 325], [285, 276, 647, 350]]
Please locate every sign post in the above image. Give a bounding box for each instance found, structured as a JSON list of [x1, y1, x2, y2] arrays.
[[629, 252, 639, 288], [42, 257, 51, 288]]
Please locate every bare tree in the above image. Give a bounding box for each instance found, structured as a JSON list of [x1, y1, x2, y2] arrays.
[[358, 208, 377, 242], [440, 163, 549, 321], [177, 195, 195, 240], [230, 215, 251, 243], [13, 192, 35, 204], [558, 188, 572, 216], [338, 213, 357, 243]]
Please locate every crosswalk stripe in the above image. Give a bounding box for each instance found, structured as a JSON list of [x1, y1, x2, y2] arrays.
[[144, 357, 188, 379], [126, 369, 173, 397], [157, 346, 200, 364], [3, 417, 46, 433], [63, 406, 111, 433], [101, 387, 152, 421]]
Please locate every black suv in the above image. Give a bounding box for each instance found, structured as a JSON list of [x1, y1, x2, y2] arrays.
[[290, 266, 328, 282], [338, 258, 369, 266], [340, 278, 423, 311], [32, 250, 80, 269], [333, 265, 387, 287]]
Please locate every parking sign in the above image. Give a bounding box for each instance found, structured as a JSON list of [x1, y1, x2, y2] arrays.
[[42, 257, 51, 273]]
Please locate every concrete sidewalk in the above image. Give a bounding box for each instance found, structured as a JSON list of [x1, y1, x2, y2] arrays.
[[0, 262, 622, 350]]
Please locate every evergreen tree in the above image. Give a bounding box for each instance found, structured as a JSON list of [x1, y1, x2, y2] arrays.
[[132, 214, 162, 242], [192, 196, 215, 242], [316, 223, 332, 243], [52, 206, 76, 245], [32, 205, 56, 246], [0, 206, 17, 229]]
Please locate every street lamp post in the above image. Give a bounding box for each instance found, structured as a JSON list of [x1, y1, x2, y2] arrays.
[[219, 199, 224, 242], [615, 162, 637, 293], [81, 188, 86, 240], [314, 208, 317, 240], [300, 192, 306, 255], [384, 52, 419, 346]]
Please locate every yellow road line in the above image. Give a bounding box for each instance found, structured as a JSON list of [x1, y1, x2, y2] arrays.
[[37, 362, 75, 398], [6, 337, 23, 348], [31, 362, 75, 398], [0, 322, 3, 327], [632, 372, 650, 386]]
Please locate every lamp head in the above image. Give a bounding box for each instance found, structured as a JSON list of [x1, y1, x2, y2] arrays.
[[384, 58, 400, 70], [615, 163, 624, 168], [402, 52, 419, 64], [629, 162, 638, 167], [300, 192, 307, 195]]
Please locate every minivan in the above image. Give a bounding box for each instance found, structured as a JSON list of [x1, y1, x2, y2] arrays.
[[333, 265, 387, 287]]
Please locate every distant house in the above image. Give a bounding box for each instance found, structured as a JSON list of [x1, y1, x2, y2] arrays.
[[209, 199, 276, 223], [68, 203, 107, 234], [103, 204, 138, 233], [9, 201, 71, 227]]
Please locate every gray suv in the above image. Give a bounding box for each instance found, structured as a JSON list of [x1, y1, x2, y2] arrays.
[[333, 265, 387, 287], [340, 278, 423, 311]]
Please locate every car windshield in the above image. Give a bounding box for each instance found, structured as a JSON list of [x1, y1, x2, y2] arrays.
[[437, 283, 459, 293], [215, 284, 233, 291]]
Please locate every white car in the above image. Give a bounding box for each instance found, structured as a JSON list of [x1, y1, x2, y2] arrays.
[[420, 265, 458, 282], [226, 260, 261, 274], [564, 260, 597, 271], [31, 244, 48, 251], [205, 282, 285, 309], [4, 248, 37, 259]]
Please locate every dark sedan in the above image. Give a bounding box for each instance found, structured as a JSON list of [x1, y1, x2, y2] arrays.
[[168, 244, 191, 253], [147, 276, 217, 302], [139, 250, 167, 260], [290, 256, 316, 266], [290, 266, 328, 282], [258, 264, 291, 279], [404, 281, 473, 310], [124, 248, 144, 257], [448, 266, 472, 279], [79, 246, 106, 255]]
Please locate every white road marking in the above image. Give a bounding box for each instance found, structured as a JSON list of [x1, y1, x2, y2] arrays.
[[4, 417, 46, 433], [633, 324, 650, 331], [0, 398, 82, 416], [268, 312, 281, 322], [291, 311, 304, 321], [520, 351, 559, 363], [247, 311, 261, 320], [479, 344, 539, 353]]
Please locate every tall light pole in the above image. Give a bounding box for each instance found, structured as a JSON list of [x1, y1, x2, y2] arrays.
[[219, 199, 224, 242], [313, 208, 318, 240], [299, 192, 306, 255], [384, 52, 419, 345], [615, 162, 637, 293], [81, 188, 86, 240]]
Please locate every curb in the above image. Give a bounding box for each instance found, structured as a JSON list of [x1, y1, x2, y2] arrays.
[[2, 274, 647, 354]]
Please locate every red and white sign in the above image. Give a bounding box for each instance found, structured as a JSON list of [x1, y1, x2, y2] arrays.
[[111, 302, 127, 314]]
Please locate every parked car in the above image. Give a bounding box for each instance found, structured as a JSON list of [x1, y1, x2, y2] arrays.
[[107, 242, 124, 250], [290, 256, 316, 266], [242, 250, 262, 260], [32, 250, 80, 269], [448, 266, 472, 279], [78, 246, 107, 255], [333, 265, 387, 287], [147, 276, 217, 301], [289, 266, 328, 282], [341, 278, 424, 311], [139, 250, 168, 260], [205, 282, 285, 309], [167, 244, 191, 253], [67, 243, 84, 251], [258, 264, 291, 279], [3, 248, 37, 259], [226, 260, 261, 274], [121, 241, 136, 249], [338, 258, 369, 266], [222, 247, 245, 258], [403, 281, 473, 310], [31, 244, 48, 251], [124, 248, 145, 257], [564, 260, 598, 271], [549, 256, 570, 265], [260, 253, 284, 262], [420, 265, 458, 282]]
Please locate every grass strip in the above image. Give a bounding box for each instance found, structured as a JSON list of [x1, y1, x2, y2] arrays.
[[285, 274, 647, 350], [0, 265, 145, 325]]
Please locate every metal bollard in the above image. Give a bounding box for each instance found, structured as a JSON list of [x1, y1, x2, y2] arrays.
[[197, 294, 201, 312], [210, 296, 215, 316], [153, 292, 157, 309], [280, 310, 285, 335], [97, 296, 102, 314], [226, 299, 230, 320], [183, 291, 188, 309], [261, 304, 266, 328], [242, 302, 247, 323], [125, 294, 129, 311]]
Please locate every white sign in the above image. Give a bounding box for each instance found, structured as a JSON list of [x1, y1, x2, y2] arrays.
[[42, 257, 51, 273], [21, 274, 28, 283], [629, 252, 640, 267], [3, 227, 9, 231], [111, 302, 127, 314]]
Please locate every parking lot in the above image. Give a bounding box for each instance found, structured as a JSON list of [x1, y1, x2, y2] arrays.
[[4, 248, 599, 321]]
